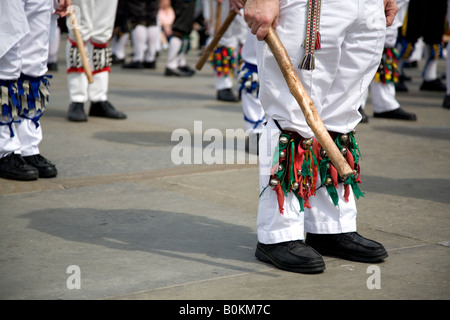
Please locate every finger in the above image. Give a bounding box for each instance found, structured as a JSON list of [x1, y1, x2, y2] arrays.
[[256, 25, 270, 41], [231, 7, 241, 14], [272, 16, 279, 29]]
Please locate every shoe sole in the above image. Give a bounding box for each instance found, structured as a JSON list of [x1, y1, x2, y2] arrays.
[[0, 172, 38, 181], [306, 244, 389, 263], [164, 69, 191, 77], [255, 245, 325, 274], [67, 117, 87, 122], [88, 114, 127, 119], [38, 169, 58, 178], [217, 98, 238, 102], [373, 114, 416, 121]]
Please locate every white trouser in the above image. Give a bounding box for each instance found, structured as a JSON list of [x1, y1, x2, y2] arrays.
[[210, 3, 247, 90], [0, 120, 42, 157], [370, 82, 400, 113], [242, 92, 265, 132], [67, 0, 118, 103], [0, 0, 53, 157], [69, 0, 117, 44], [240, 33, 265, 132], [0, 0, 53, 79], [112, 33, 129, 60], [257, 0, 386, 137], [0, 1, 29, 64], [48, 16, 61, 64], [422, 49, 439, 82], [256, 0, 386, 244], [131, 25, 159, 63], [367, 23, 400, 113], [215, 70, 234, 91], [166, 36, 189, 69], [67, 64, 109, 102], [257, 118, 358, 244], [363, 0, 409, 113]]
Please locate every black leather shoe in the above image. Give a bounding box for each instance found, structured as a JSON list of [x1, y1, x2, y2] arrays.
[[0, 153, 38, 181], [89, 101, 127, 119], [23, 154, 57, 178], [178, 65, 195, 76], [305, 232, 388, 263], [420, 79, 446, 91], [164, 67, 192, 77], [395, 80, 408, 92], [443, 95, 450, 109], [373, 107, 417, 121], [47, 62, 58, 71], [144, 61, 156, 69], [122, 61, 144, 69], [403, 61, 418, 68], [399, 74, 411, 82], [358, 106, 369, 123], [217, 88, 238, 102], [111, 54, 124, 65], [255, 240, 325, 273], [67, 102, 87, 122]]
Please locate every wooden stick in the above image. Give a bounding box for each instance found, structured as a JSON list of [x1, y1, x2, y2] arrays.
[[214, 2, 222, 35], [209, 0, 214, 35], [265, 27, 354, 179], [195, 9, 238, 71], [68, 11, 94, 84]]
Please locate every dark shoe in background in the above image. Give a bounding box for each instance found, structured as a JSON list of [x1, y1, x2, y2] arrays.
[[402, 61, 418, 68], [164, 67, 192, 77], [67, 102, 87, 122], [144, 61, 156, 69], [395, 79, 409, 92], [23, 154, 57, 178], [305, 232, 388, 263], [111, 54, 124, 65], [123, 61, 144, 69], [0, 153, 39, 181], [217, 88, 238, 102], [89, 101, 127, 119], [442, 95, 450, 109], [399, 73, 411, 82], [47, 62, 58, 71], [358, 106, 369, 123], [373, 107, 417, 121], [178, 65, 195, 76], [420, 79, 446, 91]]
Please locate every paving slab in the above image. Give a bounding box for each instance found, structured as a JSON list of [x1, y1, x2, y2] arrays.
[[0, 39, 449, 301]]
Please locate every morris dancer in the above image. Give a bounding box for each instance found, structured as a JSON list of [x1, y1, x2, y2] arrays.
[[66, 0, 127, 121], [398, 0, 447, 92], [122, 0, 161, 69], [164, 0, 197, 77], [360, 0, 417, 121], [244, 0, 396, 273], [0, 0, 70, 181], [204, 0, 248, 101], [237, 31, 265, 154]]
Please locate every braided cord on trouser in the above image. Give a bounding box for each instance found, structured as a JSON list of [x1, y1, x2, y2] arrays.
[[299, 0, 322, 70]]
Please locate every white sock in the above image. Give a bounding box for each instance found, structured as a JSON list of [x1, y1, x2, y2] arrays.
[[131, 25, 147, 62], [166, 37, 182, 69], [145, 25, 160, 62]]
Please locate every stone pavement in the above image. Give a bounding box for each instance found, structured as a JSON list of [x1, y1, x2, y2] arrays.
[[0, 43, 449, 301]]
